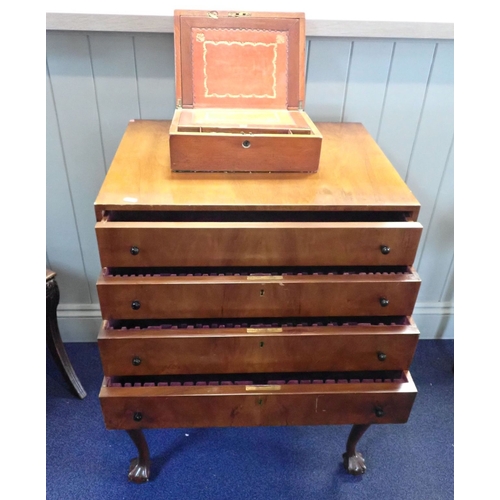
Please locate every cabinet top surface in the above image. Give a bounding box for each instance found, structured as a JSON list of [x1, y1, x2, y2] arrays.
[[94, 120, 420, 214]]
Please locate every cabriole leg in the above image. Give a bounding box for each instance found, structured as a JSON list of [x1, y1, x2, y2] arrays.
[[126, 429, 151, 483], [342, 424, 371, 475]]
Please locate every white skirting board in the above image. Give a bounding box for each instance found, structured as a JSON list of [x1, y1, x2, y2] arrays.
[[56, 302, 454, 342]]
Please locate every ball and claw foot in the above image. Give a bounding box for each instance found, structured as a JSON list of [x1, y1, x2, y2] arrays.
[[343, 451, 367, 476], [126, 429, 151, 483], [128, 457, 150, 483]]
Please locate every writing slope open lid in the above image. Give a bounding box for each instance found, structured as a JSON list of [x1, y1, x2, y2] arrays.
[[173, 10, 306, 110]]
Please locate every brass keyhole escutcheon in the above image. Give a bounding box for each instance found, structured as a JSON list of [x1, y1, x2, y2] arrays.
[[258, 398, 264, 406], [260, 289, 265, 297], [260, 341, 264, 348]]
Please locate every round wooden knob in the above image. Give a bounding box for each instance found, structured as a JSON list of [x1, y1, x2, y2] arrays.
[[133, 412, 143, 422], [130, 246, 140, 255], [379, 298, 389, 307], [242, 140, 251, 148], [131, 300, 141, 310], [132, 357, 141, 366], [380, 245, 391, 255], [377, 352, 387, 361], [374, 407, 385, 418]]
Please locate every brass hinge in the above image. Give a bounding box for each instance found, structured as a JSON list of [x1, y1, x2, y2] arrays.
[[228, 12, 252, 17], [176, 99, 182, 108], [298, 100, 304, 111]]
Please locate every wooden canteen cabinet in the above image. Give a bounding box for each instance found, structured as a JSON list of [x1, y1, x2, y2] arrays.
[[94, 120, 423, 483]]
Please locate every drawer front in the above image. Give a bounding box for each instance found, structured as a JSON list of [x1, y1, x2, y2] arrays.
[[95, 222, 422, 267], [97, 272, 421, 319], [99, 371, 417, 430], [98, 321, 419, 375]]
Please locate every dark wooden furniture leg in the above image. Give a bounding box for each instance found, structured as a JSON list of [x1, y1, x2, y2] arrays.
[[342, 424, 371, 475], [46, 270, 87, 399], [126, 429, 151, 483]]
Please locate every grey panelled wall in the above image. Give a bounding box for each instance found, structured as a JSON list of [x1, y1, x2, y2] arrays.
[[46, 32, 454, 341]]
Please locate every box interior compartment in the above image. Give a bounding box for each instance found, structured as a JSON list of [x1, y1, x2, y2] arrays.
[[177, 109, 313, 135]]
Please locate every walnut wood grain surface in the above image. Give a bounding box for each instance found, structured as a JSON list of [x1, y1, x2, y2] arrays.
[[99, 371, 417, 429], [94, 121, 420, 217], [96, 270, 421, 320], [168, 128, 322, 173], [96, 221, 422, 267], [98, 320, 419, 375]]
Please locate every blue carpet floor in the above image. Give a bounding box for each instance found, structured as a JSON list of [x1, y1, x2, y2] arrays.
[[46, 340, 453, 500]]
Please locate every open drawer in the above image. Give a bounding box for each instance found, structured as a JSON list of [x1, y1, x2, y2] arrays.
[[99, 370, 417, 430], [95, 210, 423, 268], [98, 316, 420, 376], [97, 266, 421, 319]]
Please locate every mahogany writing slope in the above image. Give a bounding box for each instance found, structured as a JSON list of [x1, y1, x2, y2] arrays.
[[169, 10, 322, 173]]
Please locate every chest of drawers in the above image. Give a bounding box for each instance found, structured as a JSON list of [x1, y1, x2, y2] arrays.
[[94, 120, 422, 483]]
